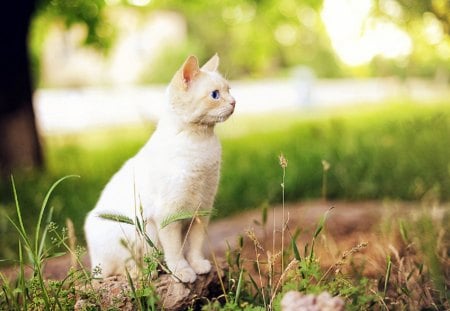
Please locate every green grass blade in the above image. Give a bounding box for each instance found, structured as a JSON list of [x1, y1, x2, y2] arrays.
[[261, 202, 268, 226], [7, 176, 78, 310], [308, 240, 315, 263], [313, 207, 334, 239], [125, 268, 143, 311], [7, 215, 32, 251], [248, 273, 261, 297], [309, 207, 334, 262], [398, 220, 409, 244], [235, 251, 241, 269], [291, 237, 301, 261], [135, 216, 144, 233], [18, 240, 27, 310], [0, 272, 15, 309], [304, 243, 309, 258], [143, 233, 157, 249], [291, 228, 302, 261], [35, 175, 79, 256], [99, 213, 134, 225], [38, 206, 54, 260], [383, 255, 392, 298], [160, 209, 215, 228], [10, 176, 28, 240], [234, 268, 244, 305]]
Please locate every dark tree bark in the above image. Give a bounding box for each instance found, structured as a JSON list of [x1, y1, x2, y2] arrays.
[[0, 1, 43, 175]]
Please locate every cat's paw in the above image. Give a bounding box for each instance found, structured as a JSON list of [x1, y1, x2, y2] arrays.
[[190, 259, 212, 275], [172, 266, 197, 283]]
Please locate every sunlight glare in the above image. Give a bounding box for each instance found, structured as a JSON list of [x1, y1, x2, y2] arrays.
[[321, 0, 412, 66], [128, 0, 151, 7]]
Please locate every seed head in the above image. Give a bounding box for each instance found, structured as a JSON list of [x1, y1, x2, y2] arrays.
[[279, 154, 288, 168], [322, 160, 331, 171], [246, 229, 264, 251]]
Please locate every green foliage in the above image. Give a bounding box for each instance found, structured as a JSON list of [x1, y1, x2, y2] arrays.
[[0, 177, 161, 310], [29, 0, 343, 84], [369, 0, 450, 78], [136, 0, 341, 80], [98, 207, 217, 281], [99, 213, 135, 225], [5, 176, 76, 309], [398, 208, 449, 306], [373, 0, 450, 35], [216, 102, 450, 217], [223, 208, 377, 310], [218, 157, 378, 310], [140, 40, 205, 84], [1, 153, 448, 309], [160, 209, 216, 229], [36, 0, 111, 48], [30, 0, 114, 86], [0, 125, 151, 264], [1, 102, 450, 260], [0, 177, 96, 310], [99, 209, 165, 268], [125, 267, 158, 311], [29, 0, 450, 83]]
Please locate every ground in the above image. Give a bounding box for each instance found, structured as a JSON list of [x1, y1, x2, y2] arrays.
[[2, 200, 431, 280], [2, 200, 448, 309]]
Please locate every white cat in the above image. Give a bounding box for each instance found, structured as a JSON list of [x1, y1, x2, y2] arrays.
[[84, 54, 235, 283]]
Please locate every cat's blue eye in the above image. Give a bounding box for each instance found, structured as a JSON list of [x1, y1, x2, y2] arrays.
[[211, 90, 220, 100]]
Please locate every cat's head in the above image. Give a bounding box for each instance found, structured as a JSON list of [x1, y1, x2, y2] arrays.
[[167, 54, 235, 127]]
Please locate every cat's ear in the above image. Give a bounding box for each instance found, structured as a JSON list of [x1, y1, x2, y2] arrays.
[[201, 54, 220, 72], [181, 55, 200, 85]]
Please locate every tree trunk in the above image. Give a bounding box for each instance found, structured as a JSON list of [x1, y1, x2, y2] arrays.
[[0, 0, 43, 176], [0, 105, 43, 175]]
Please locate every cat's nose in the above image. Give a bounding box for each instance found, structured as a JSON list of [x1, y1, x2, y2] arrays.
[[230, 99, 236, 108]]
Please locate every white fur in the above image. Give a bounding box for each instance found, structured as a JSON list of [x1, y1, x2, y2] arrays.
[[84, 55, 235, 283]]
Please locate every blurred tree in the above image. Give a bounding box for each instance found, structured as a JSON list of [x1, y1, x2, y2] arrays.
[[373, 0, 449, 35], [371, 0, 450, 78], [35, 0, 110, 50], [149, 0, 341, 80], [0, 0, 108, 175]]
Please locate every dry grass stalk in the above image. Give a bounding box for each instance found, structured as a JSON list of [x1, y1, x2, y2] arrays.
[[66, 218, 78, 269], [279, 153, 288, 287], [318, 241, 368, 284], [246, 228, 268, 309], [270, 259, 299, 306]]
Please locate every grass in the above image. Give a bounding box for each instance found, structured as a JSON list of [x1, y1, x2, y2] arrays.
[[0, 177, 96, 310], [217, 102, 450, 216], [1, 101, 450, 261], [0, 100, 449, 309], [0, 153, 448, 310]]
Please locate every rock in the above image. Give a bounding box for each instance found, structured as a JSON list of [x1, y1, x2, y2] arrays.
[[281, 291, 345, 311], [156, 265, 225, 310], [75, 275, 135, 311], [75, 263, 227, 311]]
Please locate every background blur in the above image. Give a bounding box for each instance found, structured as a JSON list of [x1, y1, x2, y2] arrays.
[[0, 0, 449, 260], [30, 0, 450, 132], [32, 0, 450, 85]]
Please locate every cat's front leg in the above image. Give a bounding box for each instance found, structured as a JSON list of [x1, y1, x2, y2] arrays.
[[186, 216, 211, 275], [157, 221, 197, 283]]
